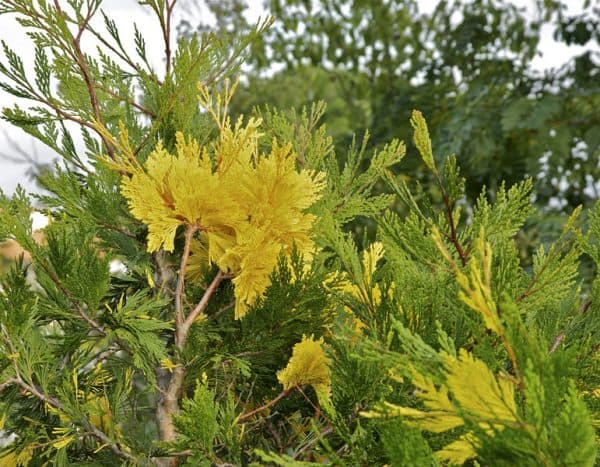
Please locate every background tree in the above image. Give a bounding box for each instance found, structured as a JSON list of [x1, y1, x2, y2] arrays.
[[182, 0, 600, 211]]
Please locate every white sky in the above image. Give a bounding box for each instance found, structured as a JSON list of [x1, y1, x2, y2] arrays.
[[0, 0, 594, 194]]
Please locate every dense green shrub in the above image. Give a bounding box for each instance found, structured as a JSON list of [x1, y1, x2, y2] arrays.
[[0, 1, 597, 465]]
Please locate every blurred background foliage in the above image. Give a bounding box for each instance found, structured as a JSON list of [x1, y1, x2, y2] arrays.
[[180, 0, 599, 215]]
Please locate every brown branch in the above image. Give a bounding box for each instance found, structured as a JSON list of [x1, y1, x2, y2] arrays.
[[438, 181, 467, 266], [95, 82, 157, 117], [238, 388, 294, 422], [548, 332, 566, 354], [174, 225, 198, 343], [53, 0, 115, 159], [180, 270, 225, 343], [163, 0, 177, 77], [157, 241, 225, 443], [0, 378, 19, 392]]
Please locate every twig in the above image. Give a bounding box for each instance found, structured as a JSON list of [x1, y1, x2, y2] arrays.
[[238, 388, 294, 422], [548, 332, 566, 354], [438, 179, 467, 266], [180, 270, 225, 343], [132, 38, 213, 156], [516, 240, 572, 303], [174, 225, 198, 342], [0, 378, 19, 392], [164, 0, 177, 77], [94, 82, 157, 117], [548, 299, 591, 354], [53, 0, 115, 159], [208, 300, 235, 321], [293, 425, 333, 459], [35, 260, 106, 336]]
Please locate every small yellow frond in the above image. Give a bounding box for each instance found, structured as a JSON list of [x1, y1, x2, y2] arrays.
[[444, 349, 517, 424], [436, 434, 479, 465], [362, 241, 385, 281], [51, 434, 76, 450], [0, 444, 34, 467], [186, 236, 211, 284], [160, 357, 179, 373], [410, 110, 435, 172], [277, 335, 331, 398], [363, 348, 518, 464]]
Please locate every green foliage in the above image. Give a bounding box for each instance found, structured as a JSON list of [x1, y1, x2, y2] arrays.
[[0, 1, 597, 466], [197, 0, 600, 212]]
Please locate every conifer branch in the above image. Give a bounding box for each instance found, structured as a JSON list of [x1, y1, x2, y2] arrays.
[[94, 82, 157, 117], [515, 240, 572, 303], [548, 299, 591, 354], [53, 0, 115, 159], [0, 331, 138, 463], [164, 0, 177, 77], [35, 260, 106, 335], [34, 258, 134, 357], [132, 39, 213, 156], [174, 224, 198, 342]]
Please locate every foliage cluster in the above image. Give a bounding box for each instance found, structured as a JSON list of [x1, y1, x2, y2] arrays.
[[0, 1, 597, 466]]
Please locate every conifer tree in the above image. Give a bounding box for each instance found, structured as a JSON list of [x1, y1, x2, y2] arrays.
[[0, 1, 597, 466]]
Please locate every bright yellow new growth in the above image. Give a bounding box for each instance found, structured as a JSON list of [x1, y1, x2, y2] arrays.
[[277, 335, 331, 399], [325, 242, 391, 335], [120, 133, 243, 252], [362, 348, 517, 464], [113, 85, 324, 319]]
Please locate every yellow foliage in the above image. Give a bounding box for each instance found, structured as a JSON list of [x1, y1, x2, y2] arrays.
[[338, 241, 386, 306], [0, 445, 33, 466], [325, 242, 392, 336], [436, 434, 480, 465], [277, 335, 331, 399], [444, 349, 517, 424], [120, 133, 243, 253], [362, 348, 517, 464], [410, 110, 435, 172], [186, 236, 210, 284], [112, 88, 325, 318]]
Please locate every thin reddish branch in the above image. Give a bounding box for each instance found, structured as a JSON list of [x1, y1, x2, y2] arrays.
[[179, 270, 225, 345], [164, 0, 177, 77], [174, 225, 198, 341], [53, 0, 115, 159], [439, 183, 467, 266], [238, 388, 294, 422]]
